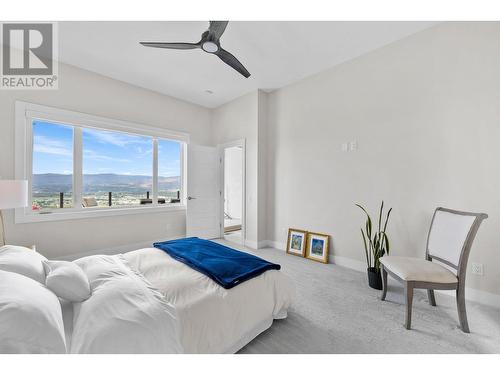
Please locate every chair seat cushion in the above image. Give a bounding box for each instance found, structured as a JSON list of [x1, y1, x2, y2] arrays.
[[380, 256, 458, 284]]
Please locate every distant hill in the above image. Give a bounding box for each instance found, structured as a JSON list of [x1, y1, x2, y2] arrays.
[[33, 173, 180, 193]]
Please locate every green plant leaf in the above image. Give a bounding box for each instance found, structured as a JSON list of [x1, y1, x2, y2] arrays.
[[355, 204, 368, 214], [384, 232, 390, 255], [383, 207, 392, 233], [356, 205, 372, 237], [381, 207, 392, 255], [360, 228, 370, 267], [378, 201, 384, 233], [367, 226, 375, 264]]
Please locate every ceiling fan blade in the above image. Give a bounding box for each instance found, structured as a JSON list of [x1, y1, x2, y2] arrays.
[[208, 21, 229, 40], [215, 48, 251, 78], [140, 42, 200, 50]]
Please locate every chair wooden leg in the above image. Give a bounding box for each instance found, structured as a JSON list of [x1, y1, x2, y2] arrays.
[[456, 285, 470, 333], [404, 282, 414, 330], [380, 265, 388, 301], [427, 289, 437, 306]]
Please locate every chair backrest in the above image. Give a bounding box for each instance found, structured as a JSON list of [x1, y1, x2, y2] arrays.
[[426, 207, 487, 277]]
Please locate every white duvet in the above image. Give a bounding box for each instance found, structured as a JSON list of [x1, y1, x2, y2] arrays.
[[70, 248, 294, 354]]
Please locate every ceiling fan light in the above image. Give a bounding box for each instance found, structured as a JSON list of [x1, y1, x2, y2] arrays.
[[202, 41, 218, 53]]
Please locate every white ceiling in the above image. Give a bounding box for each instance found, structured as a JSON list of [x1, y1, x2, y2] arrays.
[[59, 21, 437, 108]]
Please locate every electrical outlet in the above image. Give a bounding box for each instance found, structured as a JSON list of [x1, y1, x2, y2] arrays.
[[349, 141, 358, 151], [471, 262, 484, 276], [341, 143, 348, 152]]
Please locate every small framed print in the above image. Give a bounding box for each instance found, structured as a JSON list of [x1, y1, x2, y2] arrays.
[[286, 228, 307, 257], [306, 232, 330, 263]]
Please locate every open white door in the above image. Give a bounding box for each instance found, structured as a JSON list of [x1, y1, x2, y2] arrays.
[[186, 144, 221, 239]]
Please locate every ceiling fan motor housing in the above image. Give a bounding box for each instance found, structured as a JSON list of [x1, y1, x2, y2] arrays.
[[201, 31, 220, 53]]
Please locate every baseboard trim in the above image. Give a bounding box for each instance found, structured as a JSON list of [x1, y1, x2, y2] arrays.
[[330, 255, 367, 273], [263, 241, 366, 272], [435, 288, 500, 310], [244, 239, 271, 249], [258, 240, 273, 249], [263, 239, 500, 310], [244, 240, 257, 249], [266, 240, 285, 251]]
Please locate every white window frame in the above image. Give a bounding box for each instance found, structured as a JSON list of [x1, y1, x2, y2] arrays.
[[15, 101, 189, 223]]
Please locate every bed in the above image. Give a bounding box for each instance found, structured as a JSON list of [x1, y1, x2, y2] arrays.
[[65, 243, 294, 353]]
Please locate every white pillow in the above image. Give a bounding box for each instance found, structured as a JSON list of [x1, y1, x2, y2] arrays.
[[0, 270, 66, 353], [0, 245, 47, 284], [43, 260, 91, 302]]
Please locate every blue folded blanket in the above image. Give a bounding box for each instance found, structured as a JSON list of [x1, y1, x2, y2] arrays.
[[153, 237, 281, 289]]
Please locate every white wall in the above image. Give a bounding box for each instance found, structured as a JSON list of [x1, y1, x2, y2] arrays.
[[0, 62, 212, 259], [257, 91, 269, 243], [211, 92, 259, 246], [224, 146, 243, 220], [266, 22, 500, 296], [211, 90, 269, 248]]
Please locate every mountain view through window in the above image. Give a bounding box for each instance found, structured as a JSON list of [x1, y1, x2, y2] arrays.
[[31, 120, 182, 210], [32, 121, 74, 210]]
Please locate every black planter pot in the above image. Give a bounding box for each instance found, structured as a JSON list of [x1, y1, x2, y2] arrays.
[[367, 267, 383, 290]]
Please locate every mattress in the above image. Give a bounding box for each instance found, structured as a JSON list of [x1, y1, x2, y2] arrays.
[[123, 248, 294, 353], [66, 248, 294, 353]]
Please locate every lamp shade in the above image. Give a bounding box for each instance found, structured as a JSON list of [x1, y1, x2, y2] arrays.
[[0, 180, 28, 209]]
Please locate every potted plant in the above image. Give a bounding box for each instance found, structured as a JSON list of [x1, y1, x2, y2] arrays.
[[356, 201, 392, 290]]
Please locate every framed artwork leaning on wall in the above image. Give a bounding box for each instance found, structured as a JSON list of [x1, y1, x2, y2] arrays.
[[306, 232, 330, 263], [286, 228, 307, 257]]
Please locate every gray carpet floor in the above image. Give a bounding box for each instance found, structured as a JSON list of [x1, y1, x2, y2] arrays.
[[218, 241, 500, 354]]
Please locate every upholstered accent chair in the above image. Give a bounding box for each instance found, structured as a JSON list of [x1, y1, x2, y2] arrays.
[[380, 207, 488, 333]]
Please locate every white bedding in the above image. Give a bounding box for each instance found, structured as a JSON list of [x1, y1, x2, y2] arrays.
[[70, 254, 181, 353], [0, 270, 66, 354], [69, 248, 294, 353]]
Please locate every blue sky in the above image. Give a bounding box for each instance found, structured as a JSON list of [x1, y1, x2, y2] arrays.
[[32, 120, 181, 177]]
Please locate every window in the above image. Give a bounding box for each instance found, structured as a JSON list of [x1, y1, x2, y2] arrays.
[[32, 121, 74, 211], [16, 102, 188, 223], [82, 128, 153, 207], [158, 139, 182, 204]]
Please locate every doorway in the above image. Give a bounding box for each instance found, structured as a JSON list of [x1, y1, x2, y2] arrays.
[[220, 140, 245, 245]]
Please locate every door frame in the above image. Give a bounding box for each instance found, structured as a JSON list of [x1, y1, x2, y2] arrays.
[[218, 139, 246, 245]]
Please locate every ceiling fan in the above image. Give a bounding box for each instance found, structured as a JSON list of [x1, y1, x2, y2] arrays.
[[140, 21, 251, 78]]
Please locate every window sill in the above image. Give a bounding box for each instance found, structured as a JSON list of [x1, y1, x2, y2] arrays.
[[15, 204, 186, 224]]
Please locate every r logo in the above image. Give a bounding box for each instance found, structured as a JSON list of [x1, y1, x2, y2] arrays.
[[2, 23, 53, 75]]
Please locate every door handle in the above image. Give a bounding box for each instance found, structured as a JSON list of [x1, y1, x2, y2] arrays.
[[187, 196, 196, 200]]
